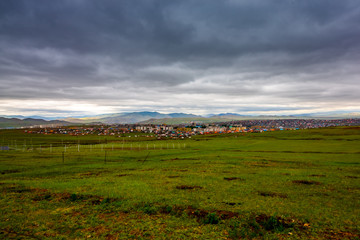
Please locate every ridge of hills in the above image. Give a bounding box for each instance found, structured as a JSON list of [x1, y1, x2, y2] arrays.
[[1, 111, 359, 128], [64, 112, 200, 124], [0, 117, 70, 129]]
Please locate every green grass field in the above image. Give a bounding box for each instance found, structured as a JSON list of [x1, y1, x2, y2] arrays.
[[1, 127, 359, 239]]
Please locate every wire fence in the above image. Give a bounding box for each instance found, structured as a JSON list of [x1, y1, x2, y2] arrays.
[[0, 142, 188, 153]]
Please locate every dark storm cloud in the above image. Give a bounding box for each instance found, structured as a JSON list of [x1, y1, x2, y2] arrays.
[[0, 0, 359, 115]]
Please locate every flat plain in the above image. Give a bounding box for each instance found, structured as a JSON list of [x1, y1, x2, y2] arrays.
[[0, 127, 359, 239]]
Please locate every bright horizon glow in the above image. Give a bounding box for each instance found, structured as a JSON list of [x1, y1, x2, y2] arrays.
[[0, 99, 359, 118]]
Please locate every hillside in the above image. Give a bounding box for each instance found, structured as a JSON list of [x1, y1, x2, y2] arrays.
[[0, 117, 71, 129], [66, 112, 200, 124]]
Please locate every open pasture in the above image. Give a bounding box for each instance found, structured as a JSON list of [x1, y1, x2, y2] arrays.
[[1, 127, 359, 239]]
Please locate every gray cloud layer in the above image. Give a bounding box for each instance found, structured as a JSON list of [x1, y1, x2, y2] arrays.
[[0, 0, 359, 116]]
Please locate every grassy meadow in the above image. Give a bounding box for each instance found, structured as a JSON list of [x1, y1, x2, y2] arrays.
[[0, 127, 359, 239]]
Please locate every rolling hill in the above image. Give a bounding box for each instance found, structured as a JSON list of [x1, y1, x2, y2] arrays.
[[0, 117, 71, 129], [2, 111, 359, 127], [65, 112, 200, 124]]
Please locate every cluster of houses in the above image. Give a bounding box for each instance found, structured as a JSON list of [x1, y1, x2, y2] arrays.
[[22, 118, 360, 138], [23, 123, 289, 139]]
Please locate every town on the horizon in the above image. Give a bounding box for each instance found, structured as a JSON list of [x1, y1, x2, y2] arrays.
[[1, 110, 360, 129], [22, 118, 360, 139]]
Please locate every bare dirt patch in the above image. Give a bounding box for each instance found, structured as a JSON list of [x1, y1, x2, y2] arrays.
[[162, 205, 239, 221], [345, 175, 359, 179], [244, 161, 275, 168], [2, 184, 120, 206], [161, 157, 199, 161], [222, 202, 241, 206], [254, 213, 308, 231], [117, 174, 131, 177], [281, 173, 291, 176], [140, 168, 154, 171], [258, 191, 288, 198], [292, 180, 321, 185], [3, 185, 34, 193], [224, 177, 245, 181], [79, 172, 101, 177], [321, 229, 360, 240], [0, 169, 21, 174], [176, 185, 203, 190], [78, 170, 111, 177]]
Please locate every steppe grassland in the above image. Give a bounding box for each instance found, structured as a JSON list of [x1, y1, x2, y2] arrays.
[[0, 127, 359, 239]]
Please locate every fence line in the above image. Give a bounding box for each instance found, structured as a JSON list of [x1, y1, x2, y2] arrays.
[[1, 141, 189, 153]]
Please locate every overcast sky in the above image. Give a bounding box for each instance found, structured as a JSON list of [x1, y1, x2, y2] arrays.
[[1, 0, 360, 117]]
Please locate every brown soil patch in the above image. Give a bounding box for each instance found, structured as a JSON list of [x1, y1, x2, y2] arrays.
[[52, 192, 121, 205], [163, 205, 239, 221], [281, 173, 291, 176], [222, 202, 241, 206], [321, 229, 360, 240], [309, 192, 330, 197], [78, 171, 110, 177], [5, 186, 121, 206], [79, 172, 100, 176], [345, 176, 359, 179], [258, 191, 288, 198], [215, 210, 239, 219], [167, 175, 180, 178], [309, 174, 326, 177], [117, 174, 130, 177], [3, 185, 35, 193], [255, 214, 301, 230], [183, 206, 208, 218], [82, 225, 110, 238], [161, 157, 199, 161], [292, 180, 321, 185], [224, 177, 245, 181], [244, 161, 275, 168], [140, 168, 154, 171], [51, 192, 71, 201], [0, 169, 21, 174], [176, 185, 203, 190]]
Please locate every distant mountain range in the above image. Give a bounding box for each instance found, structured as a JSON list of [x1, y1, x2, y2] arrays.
[[1, 111, 359, 128], [64, 112, 200, 124], [0, 115, 59, 120], [0, 117, 70, 129]]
